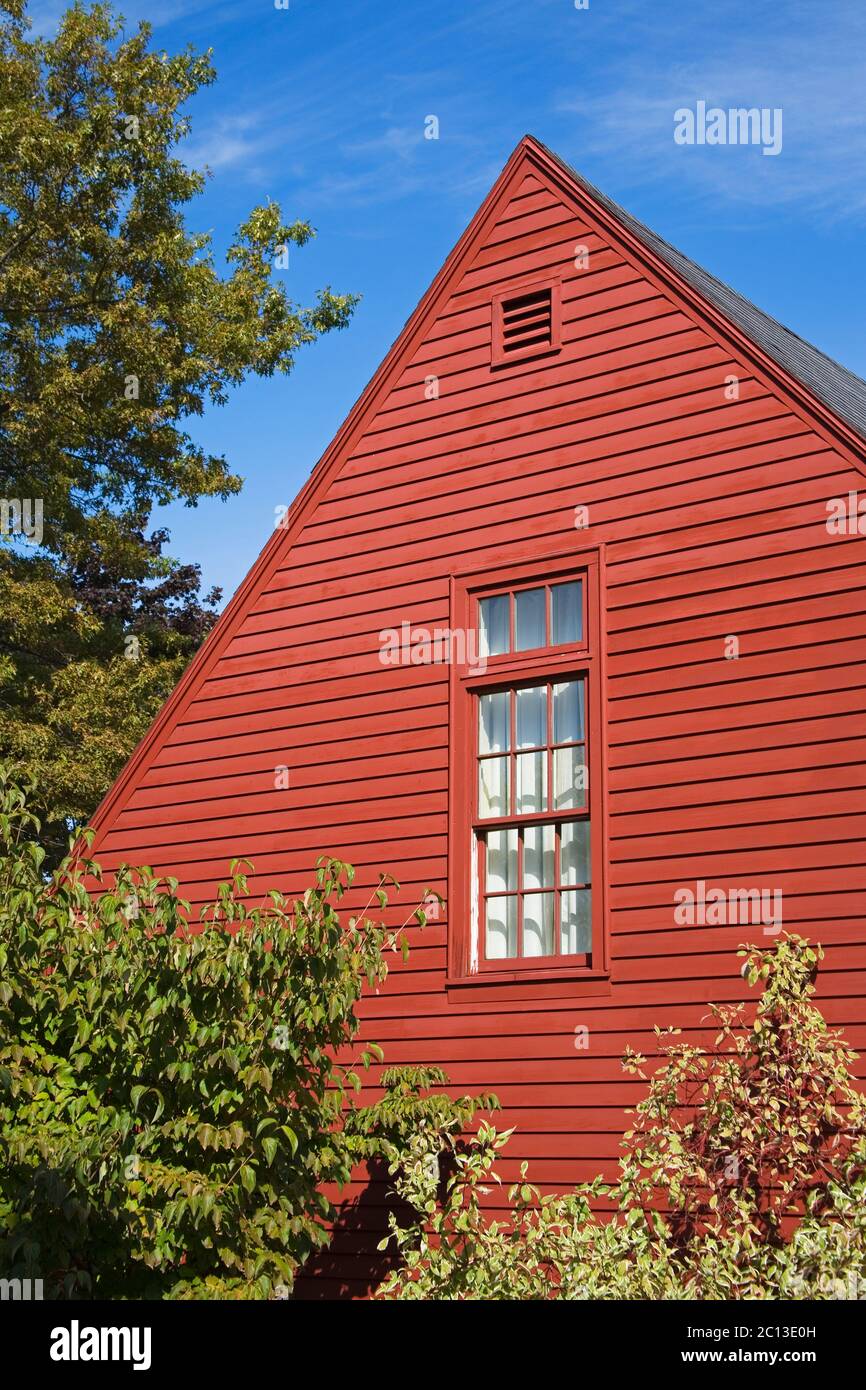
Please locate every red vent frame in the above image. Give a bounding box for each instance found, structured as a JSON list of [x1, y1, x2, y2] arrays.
[[491, 277, 562, 367]]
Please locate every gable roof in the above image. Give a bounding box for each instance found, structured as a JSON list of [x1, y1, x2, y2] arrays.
[[88, 134, 866, 840], [536, 138, 866, 443]]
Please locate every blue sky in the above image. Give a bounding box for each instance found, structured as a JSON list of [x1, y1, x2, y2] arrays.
[[31, 0, 866, 604]]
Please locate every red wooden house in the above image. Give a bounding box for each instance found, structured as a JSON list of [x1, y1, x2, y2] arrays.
[[89, 136, 866, 1298]]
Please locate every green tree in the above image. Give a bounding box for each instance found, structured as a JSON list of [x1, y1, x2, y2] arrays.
[[0, 768, 429, 1299], [0, 0, 357, 858]]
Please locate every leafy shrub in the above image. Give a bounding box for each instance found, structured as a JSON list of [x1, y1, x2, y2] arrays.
[[378, 935, 866, 1299], [0, 769, 432, 1298], [345, 1064, 499, 1170]]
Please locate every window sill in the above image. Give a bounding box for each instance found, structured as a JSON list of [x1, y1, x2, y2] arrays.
[[445, 967, 611, 1004]]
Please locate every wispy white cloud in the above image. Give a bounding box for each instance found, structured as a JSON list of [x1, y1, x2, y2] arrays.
[[556, 1, 866, 223], [183, 112, 277, 177], [24, 0, 67, 35], [343, 125, 424, 162], [26, 0, 245, 36], [26, 0, 866, 231]]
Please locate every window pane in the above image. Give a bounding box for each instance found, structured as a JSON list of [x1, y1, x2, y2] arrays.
[[552, 581, 583, 645], [524, 823, 554, 890], [561, 889, 592, 954], [554, 746, 587, 811], [479, 756, 509, 818], [523, 892, 554, 957], [515, 587, 545, 651], [478, 593, 510, 658], [479, 690, 510, 754], [486, 895, 517, 959], [516, 750, 546, 814], [561, 820, 590, 886], [516, 684, 546, 749], [553, 679, 585, 745], [485, 828, 518, 893]]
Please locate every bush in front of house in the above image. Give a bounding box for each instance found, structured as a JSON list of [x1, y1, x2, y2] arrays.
[[377, 934, 866, 1300], [0, 767, 434, 1299]]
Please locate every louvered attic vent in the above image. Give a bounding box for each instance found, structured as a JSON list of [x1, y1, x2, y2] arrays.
[[491, 279, 561, 367]]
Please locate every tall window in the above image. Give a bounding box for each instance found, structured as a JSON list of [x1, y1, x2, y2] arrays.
[[477, 674, 590, 959], [448, 553, 604, 982]]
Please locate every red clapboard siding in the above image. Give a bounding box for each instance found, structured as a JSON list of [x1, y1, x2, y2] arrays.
[[87, 136, 866, 1299]]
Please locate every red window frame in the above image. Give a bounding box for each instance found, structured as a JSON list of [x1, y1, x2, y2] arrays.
[[448, 547, 608, 986]]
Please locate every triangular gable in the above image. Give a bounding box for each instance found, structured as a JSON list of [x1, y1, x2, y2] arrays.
[[89, 134, 866, 838]]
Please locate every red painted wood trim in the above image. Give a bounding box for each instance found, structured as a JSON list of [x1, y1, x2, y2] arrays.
[[447, 542, 606, 987]]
